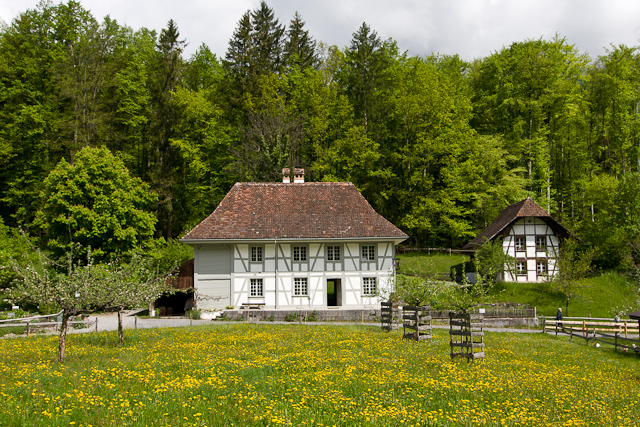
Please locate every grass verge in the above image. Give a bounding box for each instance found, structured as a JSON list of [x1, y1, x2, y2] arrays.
[[1, 324, 638, 426]]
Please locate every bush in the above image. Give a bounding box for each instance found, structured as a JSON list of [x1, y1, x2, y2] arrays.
[[284, 313, 298, 322], [190, 309, 202, 320]]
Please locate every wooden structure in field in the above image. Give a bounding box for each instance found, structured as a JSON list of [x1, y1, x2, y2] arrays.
[[464, 197, 569, 283], [449, 312, 485, 362], [381, 301, 400, 331], [402, 305, 432, 341]]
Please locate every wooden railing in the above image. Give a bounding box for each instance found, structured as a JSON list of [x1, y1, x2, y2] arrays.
[[542, 316, 640, 354], [0, 311, 95, 336]]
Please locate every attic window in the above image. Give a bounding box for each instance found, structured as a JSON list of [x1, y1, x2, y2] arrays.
[[361, 245, 375, 261], [327, 245, 341, 261], [293, 246, 307, 262], [251, 246, 263, 262]]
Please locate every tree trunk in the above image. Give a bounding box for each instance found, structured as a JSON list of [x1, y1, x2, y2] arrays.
[[58, 312, 71, 362], [117, 310, 124, 346]]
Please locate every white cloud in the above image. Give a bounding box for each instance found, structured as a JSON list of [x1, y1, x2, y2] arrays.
[[2, 0, 639, 61]]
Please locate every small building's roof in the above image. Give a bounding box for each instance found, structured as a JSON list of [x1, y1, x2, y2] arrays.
[[182, 182, 408, 241], [463, 197, 568, 249]]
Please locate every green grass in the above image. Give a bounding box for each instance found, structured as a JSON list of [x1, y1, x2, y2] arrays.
[[398, 251, 469, 278], [399, 251, 637, 318], [1, 324, 639, 426], [491, 270, 637, 317]]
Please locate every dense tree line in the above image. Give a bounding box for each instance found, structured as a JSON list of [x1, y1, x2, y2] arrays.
[[2, 0, 640, 268]]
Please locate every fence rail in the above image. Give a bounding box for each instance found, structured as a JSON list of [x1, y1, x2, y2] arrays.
[[542, 317, 640, 354], [0, 311, 95, 336]]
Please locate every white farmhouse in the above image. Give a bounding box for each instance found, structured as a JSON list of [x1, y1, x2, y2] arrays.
[[464, 197, 569, 282], [181, 169, 408, 310]]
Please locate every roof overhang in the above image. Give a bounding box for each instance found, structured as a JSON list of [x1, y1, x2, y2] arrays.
[[181, 236, 408, 245]]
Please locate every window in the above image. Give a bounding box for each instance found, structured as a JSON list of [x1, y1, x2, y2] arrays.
[[516, 261, 526, 275], [362, 277, 377, 296], [294, 278, 308, 296], [537, 260, 547, 276], [251, 246, 263, 262], [361, 245, 375, 261], [327, 245, 341, 261], [536, 236, 547, 252], [515, 237, 526, 252], [250, 279, 263, 297], [293, 246, 307, 262]]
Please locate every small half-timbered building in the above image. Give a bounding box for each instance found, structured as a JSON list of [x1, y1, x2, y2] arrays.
[[464, 197, 569, 282], [181, 170, 408, 310]]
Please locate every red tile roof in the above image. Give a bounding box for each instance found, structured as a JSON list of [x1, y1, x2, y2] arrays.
[[463, 197, 568, 249], [182, 182, 408, 241]]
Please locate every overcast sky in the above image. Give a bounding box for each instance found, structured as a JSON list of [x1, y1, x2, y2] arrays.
[[2, 0, 640, 61]]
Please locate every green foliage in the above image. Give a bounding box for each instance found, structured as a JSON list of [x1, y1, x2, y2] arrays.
[[284, 312, 298, 322], [551, 238, 598, 316], [34, 146, 157, 261], [189, 309, 202, 320]]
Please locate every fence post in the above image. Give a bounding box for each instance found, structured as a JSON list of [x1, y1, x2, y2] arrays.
[[615, 332, 618, 351], [135, 316, 138, 330], [570, 326, 573, 341], [95, 317, 98, 332], [26, 322, 30, 337]]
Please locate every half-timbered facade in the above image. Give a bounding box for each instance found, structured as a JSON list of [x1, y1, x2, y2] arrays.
[[181, 176, 408, 310], [464, 198, 569, 283]]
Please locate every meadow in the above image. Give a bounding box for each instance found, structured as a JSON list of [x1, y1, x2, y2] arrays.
[[1, 324, 638, 426], [397, 252, 637, 317]]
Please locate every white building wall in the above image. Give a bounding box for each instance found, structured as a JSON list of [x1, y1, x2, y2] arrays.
[[192, 240, 397, 310]]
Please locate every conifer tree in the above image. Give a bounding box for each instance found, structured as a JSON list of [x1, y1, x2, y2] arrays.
[[284, 12, 318, 71]]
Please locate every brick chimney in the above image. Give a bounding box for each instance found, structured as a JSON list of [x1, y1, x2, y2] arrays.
[[282, 168, 291, 183], [282, 168, 304, 183]]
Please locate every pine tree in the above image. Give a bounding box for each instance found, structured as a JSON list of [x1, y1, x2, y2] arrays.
[[284, 12, 318, 71]]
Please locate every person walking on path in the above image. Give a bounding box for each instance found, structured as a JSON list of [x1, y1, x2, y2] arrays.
[[556, 308, 563, 328]]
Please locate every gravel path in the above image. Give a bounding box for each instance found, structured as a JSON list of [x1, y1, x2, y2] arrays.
[[69, 312, 542, 335]]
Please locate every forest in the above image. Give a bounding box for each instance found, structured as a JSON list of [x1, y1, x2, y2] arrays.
[[2, 0, 640, 271]]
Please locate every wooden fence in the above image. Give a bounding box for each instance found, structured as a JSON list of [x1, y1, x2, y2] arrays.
[[402, 306, 432, 341], [542, 317, 640, 354], [0, 311, 95, 336]]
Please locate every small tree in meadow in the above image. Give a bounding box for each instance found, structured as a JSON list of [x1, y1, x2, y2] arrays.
[[552, 238, 597, 316], [9, 244, 111, 362], [100, 254, 176, 345], [8, 242, 176, 361]]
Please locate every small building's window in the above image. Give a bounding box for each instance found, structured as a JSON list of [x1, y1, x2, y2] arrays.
[[251, 246, 263, 262], [536, 236, 547, 252], [294, 278, 308, 296], [293, 246, 307, 262], [515, 236, 526, 252], [516, 261, 526, 275], [250, 278, 263, 297], [537, 260, 547, 276], [327, 245, 341, 261], [361, 245, 375, 261], [362, 277, 377, 296]]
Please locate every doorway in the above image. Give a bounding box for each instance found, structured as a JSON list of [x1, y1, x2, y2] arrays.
[[327, 279, 342, 307]]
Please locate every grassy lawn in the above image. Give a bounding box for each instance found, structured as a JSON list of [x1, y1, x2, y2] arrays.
[[1, 324, 638, 426], [398, 251, 469, 278], [399, 251, 638, 319]]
